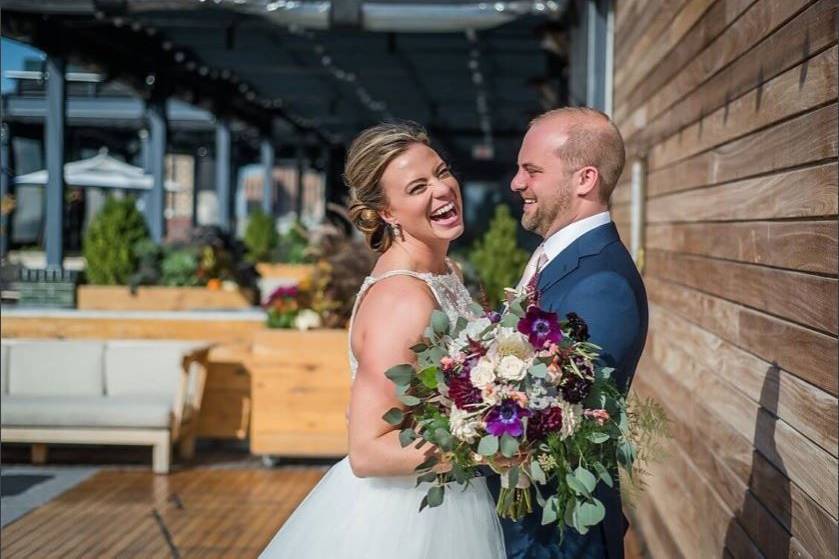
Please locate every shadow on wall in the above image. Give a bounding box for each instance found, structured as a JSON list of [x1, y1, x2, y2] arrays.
[[723, 364, 791, 557]]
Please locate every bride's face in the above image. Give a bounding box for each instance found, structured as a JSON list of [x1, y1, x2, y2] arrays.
[[379, 143, 464, 245]]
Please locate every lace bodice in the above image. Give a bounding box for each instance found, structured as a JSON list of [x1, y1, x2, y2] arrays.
[[348, 263, 477, 380]]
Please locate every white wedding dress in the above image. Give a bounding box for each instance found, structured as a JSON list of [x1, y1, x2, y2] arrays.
[[258, 266, 506, 559]]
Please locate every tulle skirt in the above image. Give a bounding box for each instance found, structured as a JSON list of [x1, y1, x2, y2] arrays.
[[258, 457, 506, 559]]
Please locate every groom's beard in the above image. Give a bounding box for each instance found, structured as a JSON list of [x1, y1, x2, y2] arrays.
[[521, 182, 572, 238]]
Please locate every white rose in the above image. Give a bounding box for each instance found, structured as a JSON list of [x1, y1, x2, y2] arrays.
[[492, 328, 534, 361], [294, 309, 322, 331], [469, 357, 496, 388], [450, 406, 482, 443], [496, 355, 527, 381]]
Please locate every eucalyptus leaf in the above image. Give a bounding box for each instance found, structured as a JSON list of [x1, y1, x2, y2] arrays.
[[415, 471, 436, 486], [415, 455, 439, 472], [507, 465, 519, 489], [528, 362, 548, 379], [398, 393, 421, 406], [469, 302, 485, 316], [427, 346, 447, 365], [453, 316, 468, 336], [500, 313, 519, 328], [431, 310, 450, 335], [593, 462, 613, 488], [529, 459, 547, 485], [587, 432, 610, 444], [426, 485, 445, 507], [399, 428, 417, 447], [418, 366, 439, 389], [477, 435, 499, 456], [542, 495, 559, 525], [577, 499, 606, 527], [617, 439, 636, 468], [452, 464, 469, 484], [382, 407, 404, 425], [510, 299, 525, 316], [574, 467, 597, 493], [410, 342, 429, 353], [500, 434, 520, 458], [565, 473, 591, 498], [563, 496, 577, 528], [419, 495, 429, 512], [434, 428, 454, 452], [384, 364, 414, 387]]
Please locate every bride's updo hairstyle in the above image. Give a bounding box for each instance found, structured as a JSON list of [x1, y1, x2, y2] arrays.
[[345, 121, 430, 253]]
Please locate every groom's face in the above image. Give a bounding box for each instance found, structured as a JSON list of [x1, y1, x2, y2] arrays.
[[511, 123, 575, 238]]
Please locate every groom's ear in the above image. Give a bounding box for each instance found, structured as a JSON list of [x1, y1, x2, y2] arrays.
[[576, 166, 600, 198]]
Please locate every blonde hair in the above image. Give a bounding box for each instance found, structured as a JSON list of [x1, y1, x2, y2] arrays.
[[530, 107, 625, 203], [345, 121, 430, 252]]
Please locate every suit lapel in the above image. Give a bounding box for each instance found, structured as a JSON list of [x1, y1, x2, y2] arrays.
[[537, 222, 621, 294]]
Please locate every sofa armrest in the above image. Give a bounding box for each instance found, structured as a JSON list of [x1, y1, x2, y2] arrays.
[[171, 345, 212, 440]]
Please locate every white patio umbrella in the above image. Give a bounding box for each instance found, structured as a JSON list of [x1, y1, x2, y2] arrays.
[[14, 148, 182, 192]]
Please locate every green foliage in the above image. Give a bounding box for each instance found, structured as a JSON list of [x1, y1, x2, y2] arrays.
[[83, 197, 150, 285], [243, 209, 279, 263], [619, 395, 672, 509], [468, 204, 530, 305], [160, 248, 200, 287], [276, 221, 311, 263]]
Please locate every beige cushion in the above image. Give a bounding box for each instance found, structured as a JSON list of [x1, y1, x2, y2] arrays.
[[8, 341, 104, 396], [1, 395, 172, 428], [0, 341, 9, 395], [104, 340, 206, 398]]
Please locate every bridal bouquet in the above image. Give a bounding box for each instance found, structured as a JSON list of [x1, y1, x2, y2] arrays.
[[382, 287, 666, 538]]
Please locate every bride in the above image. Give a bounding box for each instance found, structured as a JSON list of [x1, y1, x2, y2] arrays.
[[258, 122, 506, 558]]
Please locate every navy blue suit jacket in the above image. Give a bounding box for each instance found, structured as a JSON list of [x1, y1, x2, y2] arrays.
[[488, 222, 648, 559]]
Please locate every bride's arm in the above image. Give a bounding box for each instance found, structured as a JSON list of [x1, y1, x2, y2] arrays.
[[347, 277, 438, 478]]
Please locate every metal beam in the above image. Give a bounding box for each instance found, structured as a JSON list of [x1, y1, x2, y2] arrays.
[[0, 124, 10, 259], [146, 99, 167, 243], [260, 137, 274, 215], [44, 56, 65, 269], [215, 118, 232, 231], [295, 142, 305, 218]]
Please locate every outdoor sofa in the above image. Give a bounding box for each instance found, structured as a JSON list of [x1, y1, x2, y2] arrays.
[[0, 338, 212, 474]]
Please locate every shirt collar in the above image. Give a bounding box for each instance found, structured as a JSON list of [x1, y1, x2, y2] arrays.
[[542, 211, 612, 264]]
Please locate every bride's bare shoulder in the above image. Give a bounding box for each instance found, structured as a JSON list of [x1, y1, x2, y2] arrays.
[[356, 274, 436, 323]]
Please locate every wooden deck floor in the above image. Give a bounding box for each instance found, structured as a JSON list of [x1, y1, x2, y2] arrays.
[[0, 467, 325, 559], [1, 465, 645, 558]]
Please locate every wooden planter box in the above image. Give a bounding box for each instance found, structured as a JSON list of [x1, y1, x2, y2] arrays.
[[255, 263, 314, 283], [247, 328, 350, 457], [77, 285, 257, 311]]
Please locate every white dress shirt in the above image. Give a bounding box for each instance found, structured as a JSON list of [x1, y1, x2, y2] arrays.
[[540, 211, 612, 268]]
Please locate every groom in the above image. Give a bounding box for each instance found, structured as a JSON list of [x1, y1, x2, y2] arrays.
[[488, 107, 648, 559]]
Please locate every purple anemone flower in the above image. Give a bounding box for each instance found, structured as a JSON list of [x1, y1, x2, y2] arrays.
[[485, 400, 532, 437], [517, 306, 563, 348], [486, 310, 502, 324]]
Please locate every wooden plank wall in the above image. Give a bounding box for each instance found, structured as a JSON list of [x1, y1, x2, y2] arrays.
[[610, 1, 838, 557]]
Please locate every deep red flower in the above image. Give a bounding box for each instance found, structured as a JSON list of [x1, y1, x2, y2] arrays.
[[448, 373, 482, 409], [527, 406, 564, 440]]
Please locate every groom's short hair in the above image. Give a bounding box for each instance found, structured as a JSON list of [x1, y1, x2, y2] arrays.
[[530, 107, 625, 203]]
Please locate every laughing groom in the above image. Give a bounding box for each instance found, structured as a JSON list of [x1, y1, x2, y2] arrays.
[[489, 107, 649, 559]]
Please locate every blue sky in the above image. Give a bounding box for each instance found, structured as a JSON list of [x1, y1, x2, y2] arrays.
[[2, 38, 45, 93]]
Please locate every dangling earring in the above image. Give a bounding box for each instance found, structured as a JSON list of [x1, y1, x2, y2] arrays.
[[391, 222, 405, 242]]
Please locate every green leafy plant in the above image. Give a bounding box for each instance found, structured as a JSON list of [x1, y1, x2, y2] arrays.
[[468, 204, 530, 305], [244, 209, 279, 263], [160, 248, 200, 286], [274, 221, 311, 263], [83, 197, 150, 285]]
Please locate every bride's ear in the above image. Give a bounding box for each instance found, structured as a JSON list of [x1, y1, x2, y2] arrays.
[[378, 208, 395, 226]]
